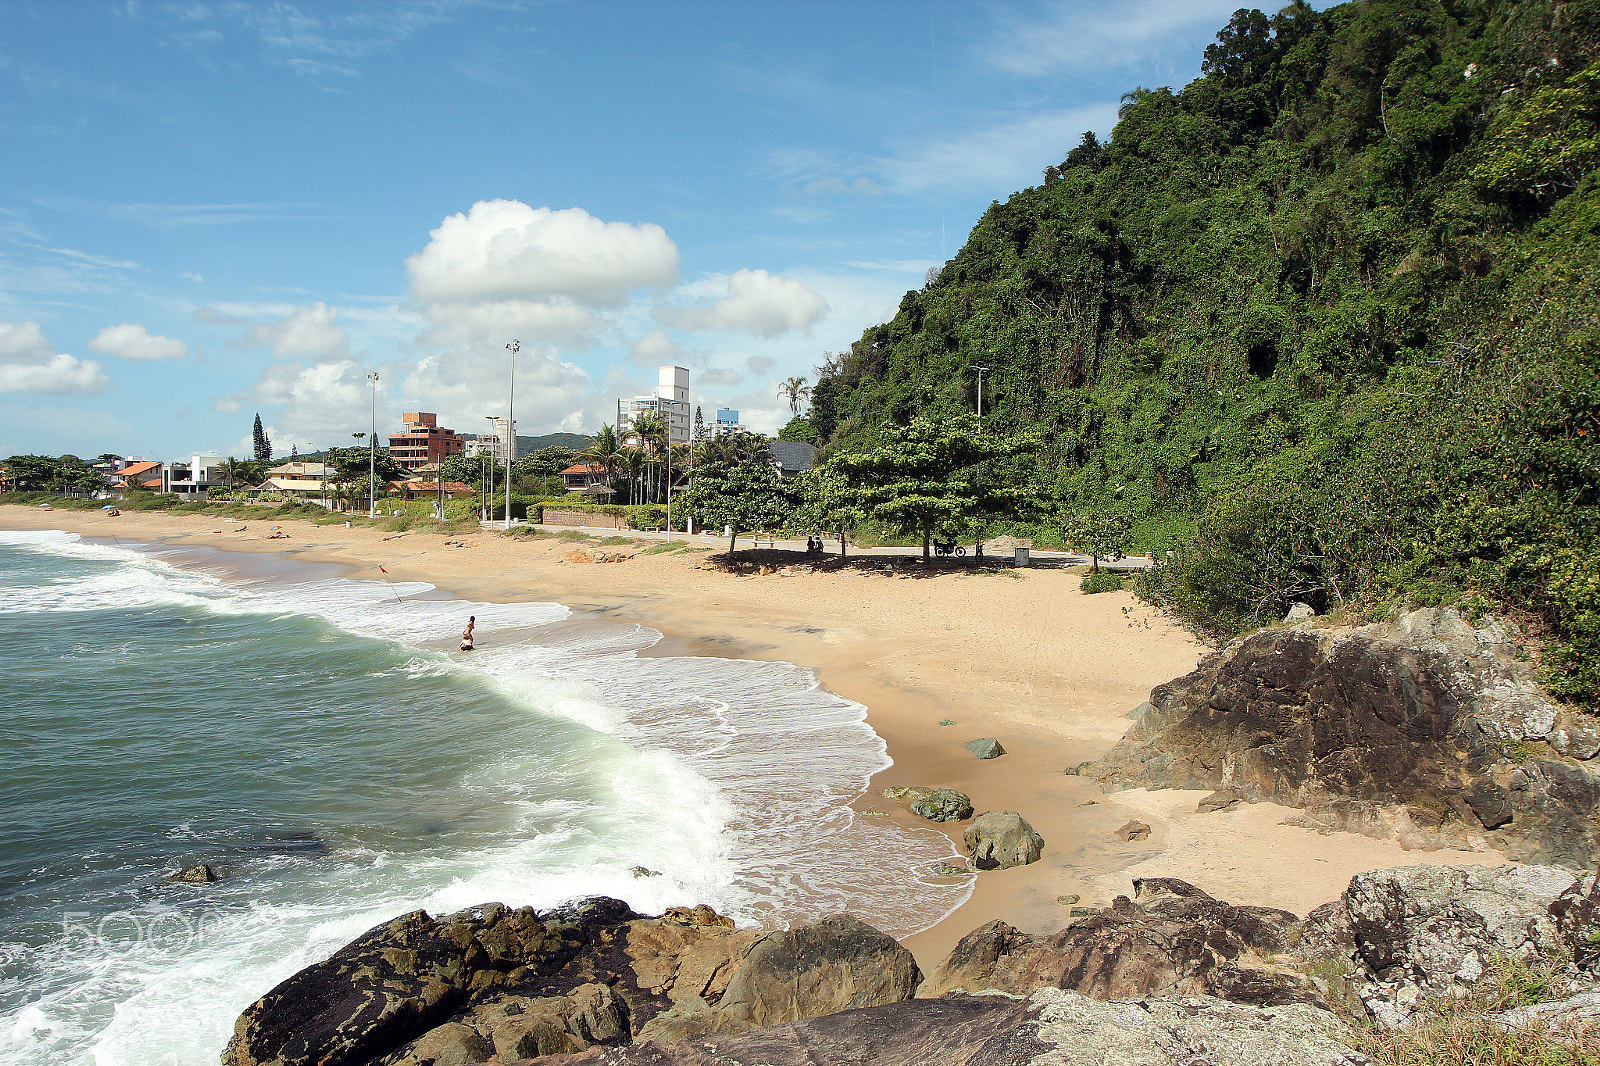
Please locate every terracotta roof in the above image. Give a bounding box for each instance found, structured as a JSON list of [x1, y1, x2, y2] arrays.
[[120, 461, 161, 477], [560, 463, 602, 475]]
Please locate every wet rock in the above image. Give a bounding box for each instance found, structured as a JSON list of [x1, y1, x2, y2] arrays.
[[910, 789, 973, 822], [1116, 820, 1152, 842], [964, 811, 1044, 870], [962, 738, 1006, 759], [166, 863, 217, 883]]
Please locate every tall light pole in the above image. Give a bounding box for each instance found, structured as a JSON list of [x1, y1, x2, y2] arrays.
[[970, 366, 990, 417], [505, 340, 518, 529], [367, 371, 379, 516]]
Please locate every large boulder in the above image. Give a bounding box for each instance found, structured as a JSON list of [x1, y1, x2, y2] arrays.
[[964, 811, 1044, 869], [1084, 609, 1600, 866], [224, 899, 917, 1066], [923, 877, 1315, 1006], [532, 988, 1365, 1066], [910, 788, 973, 822]]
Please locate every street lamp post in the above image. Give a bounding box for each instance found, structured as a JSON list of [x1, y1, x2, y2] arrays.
[[505, 340, 518, 530], [970, 366, 990, 417], [367, 371, 380, 516]]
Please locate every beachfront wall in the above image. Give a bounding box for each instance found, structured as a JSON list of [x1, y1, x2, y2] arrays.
[[543, 508, 626, 529]]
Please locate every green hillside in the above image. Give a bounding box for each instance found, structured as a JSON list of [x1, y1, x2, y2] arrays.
[[796, 0, 1600, 701]]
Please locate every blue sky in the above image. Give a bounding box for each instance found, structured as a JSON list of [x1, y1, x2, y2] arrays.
[[0, 0, 1247, 461]]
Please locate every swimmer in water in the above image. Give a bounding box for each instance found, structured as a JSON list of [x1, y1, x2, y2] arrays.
[[460, 615, 476, 651]]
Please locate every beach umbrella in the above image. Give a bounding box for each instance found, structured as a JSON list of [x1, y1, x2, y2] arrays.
[[102, 504, 117, 510]]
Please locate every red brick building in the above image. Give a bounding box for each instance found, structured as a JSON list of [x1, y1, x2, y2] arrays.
[[388, 412, 464, 471]]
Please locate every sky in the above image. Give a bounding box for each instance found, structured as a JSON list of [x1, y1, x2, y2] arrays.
[[0, 0, 1249, 461]]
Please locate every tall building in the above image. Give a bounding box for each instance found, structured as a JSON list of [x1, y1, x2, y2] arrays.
[[388, 412, 464, 470], [619, 366, 691, 446], [709, 408, 745, 437]]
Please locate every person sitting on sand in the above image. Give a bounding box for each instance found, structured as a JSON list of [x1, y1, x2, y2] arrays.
[[460, 616, 476, 651]]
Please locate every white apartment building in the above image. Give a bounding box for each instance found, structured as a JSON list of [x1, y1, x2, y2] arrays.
[[619, 366, 690, 446]]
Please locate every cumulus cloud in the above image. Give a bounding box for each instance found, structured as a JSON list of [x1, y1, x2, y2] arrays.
[[401, 341, 591, 438], [746, 355, 775, 374], [626, 328, 685, 368], [213, 358, 375, 445], [698, 367, 744, 387], [0, 320, 109, 395], [88, 322, 189, 361], [408, 200, 680, 309], [657, 269, 829, 338], [230, 301, 351, 359]]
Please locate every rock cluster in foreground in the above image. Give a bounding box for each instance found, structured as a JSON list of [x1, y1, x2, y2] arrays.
[[1082, 608, 1600, 866], [222, 863, 1600, 1065]]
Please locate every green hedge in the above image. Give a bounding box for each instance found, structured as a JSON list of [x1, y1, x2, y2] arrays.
[[540, 501, 679, 530]]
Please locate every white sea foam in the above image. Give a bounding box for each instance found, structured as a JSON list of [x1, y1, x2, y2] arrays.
[[0, 530, 972, 1066]]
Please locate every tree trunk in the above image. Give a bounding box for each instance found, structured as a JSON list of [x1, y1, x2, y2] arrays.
[[728, 527, 739, 555], [1092, 553, 1101, 573], [838, 529, 847, 558], [922, 532, 931, 560]]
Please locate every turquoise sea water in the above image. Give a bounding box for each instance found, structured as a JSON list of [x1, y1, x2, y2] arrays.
[[0, 530, 968, 1065]]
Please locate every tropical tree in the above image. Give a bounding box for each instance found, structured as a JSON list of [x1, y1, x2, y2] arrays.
[[619, 446, 646, 504], [1060, 507, 1134, 572], [579, 424, 625, 489], [791, 467, 863, 557], [629, 411, 670, 502], [825, 412, 1037, 559], [777, 376, 811, 414], [680, 456, 801, 555]]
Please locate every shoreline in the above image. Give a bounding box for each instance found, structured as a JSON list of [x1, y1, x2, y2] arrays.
[[0, 505, 1508, 973]]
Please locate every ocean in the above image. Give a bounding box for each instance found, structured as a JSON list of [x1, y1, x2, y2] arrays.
[[0, 529, 970, 1065]]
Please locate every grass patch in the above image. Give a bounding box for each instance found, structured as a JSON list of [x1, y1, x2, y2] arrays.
[[597, 536, 636, 547]]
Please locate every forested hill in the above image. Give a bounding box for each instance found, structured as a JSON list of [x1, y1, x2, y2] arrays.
[[793, 0, 1600, 701]]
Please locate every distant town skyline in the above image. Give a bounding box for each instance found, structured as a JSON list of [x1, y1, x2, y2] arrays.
[[1, 0, 1247, 459]]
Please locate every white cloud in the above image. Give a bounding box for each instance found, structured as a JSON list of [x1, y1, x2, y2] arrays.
[[746, 355, 775, 374], [419, 297, 600, 350], [213, 358, 376, 447], [0, 320, 108, 395], [181, 271, 204, 282], [88, 322, 189, 361], [407, 200, 680, 310], [231, 301, 351, 359], [400, 341, 591, 439], [656, 269, 829, 338], [699, 367, 743, 386], [877, 104, 1119, 195], [626, 327, 683, 368], [981, 0, 1243, 76]]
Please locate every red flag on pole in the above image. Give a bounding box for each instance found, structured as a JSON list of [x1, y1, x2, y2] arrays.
[[379, 565, 388, 573]]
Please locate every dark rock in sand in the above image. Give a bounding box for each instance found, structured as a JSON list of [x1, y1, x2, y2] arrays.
[[910, 788, 973, 822], [1083, 608, 1600, 867], [964, 811, 1044, 869], [1197, 789, 1243, 814], [922, 877, 1316, 1006], [1115, 820, 1152, 842], [962, 738, 1006, 759], [166, 863, 217, 883]]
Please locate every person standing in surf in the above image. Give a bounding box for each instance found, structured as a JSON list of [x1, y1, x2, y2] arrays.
[[460, 616, 475, 651]]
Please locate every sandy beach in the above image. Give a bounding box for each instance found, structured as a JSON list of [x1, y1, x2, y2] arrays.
[[2, 505, 1506, 972]]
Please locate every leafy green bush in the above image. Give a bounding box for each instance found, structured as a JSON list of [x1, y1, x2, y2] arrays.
[[1081, 570, 1127, 594]]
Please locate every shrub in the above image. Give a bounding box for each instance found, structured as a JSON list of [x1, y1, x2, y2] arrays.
[[1081, 570, 1127, 594]]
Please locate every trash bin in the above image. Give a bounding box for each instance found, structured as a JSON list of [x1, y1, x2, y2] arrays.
[[1013, 546, 1030, 567]]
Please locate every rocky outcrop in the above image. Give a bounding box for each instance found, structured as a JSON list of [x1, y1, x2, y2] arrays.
[[963, 738, 1006, 759], [1296, 864, 1600, 1029], [922, 876, 1316, 1006], [531, 988, 1366, 1066], [223, 899, 915, 1066], [1084, 609, 1600, 866], [964, 811, 1044, 869]]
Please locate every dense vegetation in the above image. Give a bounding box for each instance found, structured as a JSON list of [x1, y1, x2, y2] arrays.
[[785, 0, 1600, 704]]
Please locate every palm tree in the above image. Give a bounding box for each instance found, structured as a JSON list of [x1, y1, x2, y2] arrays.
[[629, 411, 670, 502], [777, 376, 811, 414], [620, 447, 646, 504], [579, 424, 624, 490]]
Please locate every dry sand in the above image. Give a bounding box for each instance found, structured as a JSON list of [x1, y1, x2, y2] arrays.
[[2, 505, 1506, 971]]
